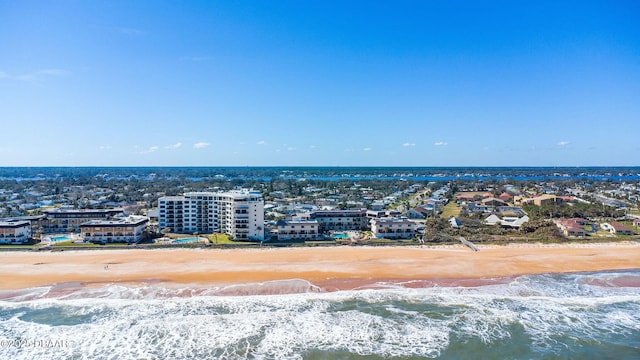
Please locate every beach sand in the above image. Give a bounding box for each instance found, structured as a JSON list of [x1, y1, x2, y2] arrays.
[[1, 243, 639, 291]]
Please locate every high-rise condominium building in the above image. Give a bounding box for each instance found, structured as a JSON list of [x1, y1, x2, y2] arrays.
[[158, 190, 264, 241]]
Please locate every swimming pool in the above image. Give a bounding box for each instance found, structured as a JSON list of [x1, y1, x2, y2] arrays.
[[50, 236, 71, 242], [172, 237, 201, 244], [332, 233, 350, 239]]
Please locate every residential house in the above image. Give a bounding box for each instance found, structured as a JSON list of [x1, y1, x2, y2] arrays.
[[495, 207, 527, 218], [601, 222, 632, 235], [460, 203, 492, 215], [554, 218, 587, 237], [498, 192, 513, 202], [481, 197, 509, 207], [515, 194, 565, 206], [484, 214, 530, 228], [456, 192, 492, 202]]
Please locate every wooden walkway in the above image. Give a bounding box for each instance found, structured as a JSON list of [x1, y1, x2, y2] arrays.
[[459, 237, 479, 251]]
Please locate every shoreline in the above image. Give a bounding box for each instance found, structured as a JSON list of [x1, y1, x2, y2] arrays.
[[0, 242, 638, 292]]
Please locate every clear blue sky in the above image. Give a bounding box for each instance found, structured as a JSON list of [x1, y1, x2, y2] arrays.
[[1, 0, 639, 166]]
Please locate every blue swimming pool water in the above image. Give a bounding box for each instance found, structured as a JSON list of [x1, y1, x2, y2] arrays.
[[172, 237, 201, 244], [333, 233, 349, 239], [50, 236, 70, 242]]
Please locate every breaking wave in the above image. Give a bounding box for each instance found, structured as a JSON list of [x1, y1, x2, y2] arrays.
[[1, 271, 639, 359]]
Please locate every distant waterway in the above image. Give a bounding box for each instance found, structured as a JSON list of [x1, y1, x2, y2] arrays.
[[1, 166, 640, 182], [275, 174, 640, 182]]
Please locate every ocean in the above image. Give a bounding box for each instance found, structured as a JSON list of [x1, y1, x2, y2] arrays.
[[1, 271, 639, 359]]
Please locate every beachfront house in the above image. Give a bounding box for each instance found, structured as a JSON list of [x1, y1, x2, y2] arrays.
[[80, 215, 149, 244], [601, 222, 633, 235], [0, 220, 32, 244], [484, 214, 530, 228], [276, 219, 319, 241], [370, 217, 416, 239], [554, 218, 587, 237], [449, 217, 462, 229]]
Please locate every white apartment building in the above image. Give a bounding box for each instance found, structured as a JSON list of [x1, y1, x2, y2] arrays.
[[158, 190, 264, 241], [370, 217, 416, 239], [0, 220, 32, 244], [276, 220, 319, 241]]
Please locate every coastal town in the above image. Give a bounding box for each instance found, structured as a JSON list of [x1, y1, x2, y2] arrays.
[[1, 167, 638, 248]]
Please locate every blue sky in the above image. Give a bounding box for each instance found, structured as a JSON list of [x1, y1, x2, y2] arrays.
[[1, 0, 639, 166]]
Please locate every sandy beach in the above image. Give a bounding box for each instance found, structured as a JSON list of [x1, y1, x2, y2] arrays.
[[1, 242, 639, 291]]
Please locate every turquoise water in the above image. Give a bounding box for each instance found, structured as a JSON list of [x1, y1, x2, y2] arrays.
[[172, 237, 201, 244], [49, 236, 70, 242], [333, 233, 349, 239]]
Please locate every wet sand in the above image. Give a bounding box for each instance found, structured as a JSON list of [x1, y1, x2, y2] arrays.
[[0, 243, 639, 291]]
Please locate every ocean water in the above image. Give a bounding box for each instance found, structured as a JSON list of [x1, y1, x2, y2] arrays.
[[1, 271, 639, 359]]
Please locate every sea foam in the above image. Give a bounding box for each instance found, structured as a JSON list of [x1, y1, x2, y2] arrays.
[[1, 271, 639, 359]]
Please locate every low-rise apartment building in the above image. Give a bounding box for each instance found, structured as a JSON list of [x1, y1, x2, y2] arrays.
[[80, 215, 149, 243], [276, 220, 319, 241], [370, 217, 416, 239], [367, 210, 401, 219], [309, 209, 368, 233], [41, 208, 125, 233], [0, 220, 32, 244]]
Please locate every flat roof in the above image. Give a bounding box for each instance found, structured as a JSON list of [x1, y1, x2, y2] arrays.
[[0, 220, 31, 228], [276, 220, 318, 226], [44, 208, 123, 214], [0, 215, 45, 221], [80, 216, 149, 227], [371, 217, 414, 224]]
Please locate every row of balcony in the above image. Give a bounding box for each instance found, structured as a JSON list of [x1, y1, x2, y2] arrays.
[[278, 231, 318, 235], [84, 232, 136, 237], [375, 229, 414, 234]]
